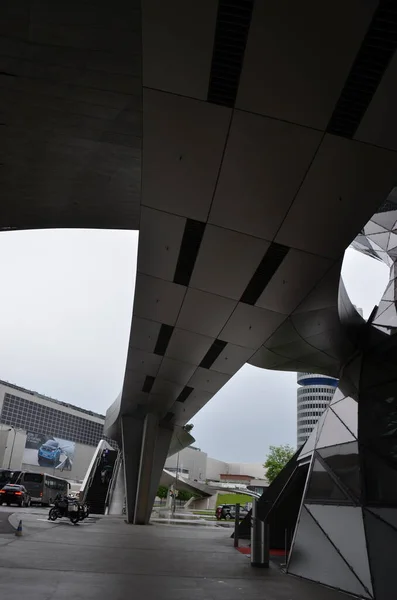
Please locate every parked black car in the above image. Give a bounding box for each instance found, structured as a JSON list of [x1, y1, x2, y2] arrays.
[[215, 504, 249, 520], [0, 484, 31, 507]]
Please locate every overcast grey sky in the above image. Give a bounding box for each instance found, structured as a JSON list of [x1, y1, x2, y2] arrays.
[[0, 230, 389, 463]]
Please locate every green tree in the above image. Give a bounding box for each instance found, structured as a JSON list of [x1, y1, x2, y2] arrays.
[[177, 489, 195, 502], [264, 444, 295, 483], [157, 486, 168, 500]]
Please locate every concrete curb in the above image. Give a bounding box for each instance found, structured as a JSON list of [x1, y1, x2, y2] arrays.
[[8, 512, 19, 530], [8, 512, 26, 532]]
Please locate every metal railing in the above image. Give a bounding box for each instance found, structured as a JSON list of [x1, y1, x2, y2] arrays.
[[104, 450, 122, 514], [79, 441, 104, 503]]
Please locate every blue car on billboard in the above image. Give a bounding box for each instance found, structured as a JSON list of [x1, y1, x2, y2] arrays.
[[38, 440, 62, 466]]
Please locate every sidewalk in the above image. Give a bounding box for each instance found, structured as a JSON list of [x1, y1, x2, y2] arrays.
[[0, 516, 353, 600]]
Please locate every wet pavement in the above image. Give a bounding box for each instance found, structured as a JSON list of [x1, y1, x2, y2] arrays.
[[0, 512, 354, 600]]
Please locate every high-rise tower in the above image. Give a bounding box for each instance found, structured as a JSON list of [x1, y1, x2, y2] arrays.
[[297, 372, 339, 446]]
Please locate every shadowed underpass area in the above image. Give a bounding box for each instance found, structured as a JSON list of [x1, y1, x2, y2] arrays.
[[0, 517, 350, 600]]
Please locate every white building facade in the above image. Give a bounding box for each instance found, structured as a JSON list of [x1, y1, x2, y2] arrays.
[[164, 446, 265, 484]]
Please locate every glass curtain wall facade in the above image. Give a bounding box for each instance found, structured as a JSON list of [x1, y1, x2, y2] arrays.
[[297, 373, 339, 447]]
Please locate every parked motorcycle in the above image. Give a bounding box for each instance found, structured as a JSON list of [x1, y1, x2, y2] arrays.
[[78, 502, 90, 522], [48, 494, 81, 525]]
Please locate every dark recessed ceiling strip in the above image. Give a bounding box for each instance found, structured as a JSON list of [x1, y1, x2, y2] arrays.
[[173, 219, 206, 286], [207, 0, 254, 107], [200, 339, 228, 369], [176, 386, 194, 403], [163, 412, 174, 422], [327, 1, 397, 138], [142, 375, 155, 393], [240, 242, 289, 305], [154, 324, 174, 356]]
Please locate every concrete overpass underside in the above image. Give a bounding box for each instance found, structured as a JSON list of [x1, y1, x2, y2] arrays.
[[2, 2, 397, 598]]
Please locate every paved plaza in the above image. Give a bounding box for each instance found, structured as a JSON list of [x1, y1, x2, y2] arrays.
[[0, 510, 354, 600]]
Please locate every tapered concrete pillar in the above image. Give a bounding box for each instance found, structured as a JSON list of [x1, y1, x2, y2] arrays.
[[121, 416, 144, 523], [121, 414, 173, 524], [134, 414, 173, 524]]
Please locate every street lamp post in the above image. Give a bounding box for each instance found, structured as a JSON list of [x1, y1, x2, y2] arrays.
[[7, 427, 17, 469], [172, 452, 180, 515]]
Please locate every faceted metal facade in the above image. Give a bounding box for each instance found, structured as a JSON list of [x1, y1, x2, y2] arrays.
[[287, 198, 397, 600]]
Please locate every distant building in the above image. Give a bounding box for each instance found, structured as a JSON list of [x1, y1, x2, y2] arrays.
[[0, 380, 113, 481], [297, 373, 339, 446], [164, 445, 266, 486]]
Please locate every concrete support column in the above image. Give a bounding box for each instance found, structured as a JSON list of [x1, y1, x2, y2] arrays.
[[135, 415, 173, 524], [121, 416, 144, 524], [121, 414, 173, 525]]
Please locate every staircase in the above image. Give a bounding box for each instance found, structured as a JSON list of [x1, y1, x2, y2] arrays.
[[85, 450, 117, 515]]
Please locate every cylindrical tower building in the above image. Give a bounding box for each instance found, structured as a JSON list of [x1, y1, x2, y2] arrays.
[[297, 372, 339, 446]]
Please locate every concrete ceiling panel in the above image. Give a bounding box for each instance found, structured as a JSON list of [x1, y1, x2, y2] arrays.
[[209, 111, 321, 239], [210, 344, 254, 375], [133, 274, 186, 326], [294, 263, 341, 314], [176, 288, 237, 338], [150, 378, 184, 399], [237, 0, 377, 129], [142, 0, 217, 100], [125, 348, 162, 377], [292, 308, 340, 338], [219, 303, 286, 349], [121, 371, 147, 395], [157, 358, 197, 387], [165, 328, 214, 365], [248, 346, 294, 370], [276, 135, 397, 258], [355, 53, 397, 152], [129, 317, 162, 353], [137, 207, 186, 280], [142, 89, 231, 221], [190, 225, 269, 300], [172, 389, 213, 424], [256, 250, 333, 314], [187, 367, 231, 394], [265, 319, 304, 349]]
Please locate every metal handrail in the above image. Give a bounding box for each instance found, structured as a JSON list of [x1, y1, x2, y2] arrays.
[[79, 443, 104, 503], [104, 450, 122, 513]]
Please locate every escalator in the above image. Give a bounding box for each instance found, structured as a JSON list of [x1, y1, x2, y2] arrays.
[[234, 449, 309, 550], [80, 441, 118, 515]]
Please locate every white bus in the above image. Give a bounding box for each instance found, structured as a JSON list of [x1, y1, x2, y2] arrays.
[[0, 469, 69, 505]]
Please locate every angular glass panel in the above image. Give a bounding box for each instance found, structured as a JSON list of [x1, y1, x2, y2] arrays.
[[383, 280, 396, 301], [331, 397, 358, 438], [307, 505, 373, 597], [375, 300, 394, 319], [319, 442, 360, 499], [288, 506, 370, 598], [317, 409, 355, 449], [363, 449, 397, 506], [314, 410, 328, 446], [306, 458, 351, 503], [369, 231, 390, 249], [364, 509, 397, 600], [374, 304, 397, 328], [372, 210, 397, 229], [364, 220, 388, 235], [359, 380, 397, 462], [354, 234, 372, 249], [368, 507, 397, 531], [299, 425, 317, 458], [388, 231, 397, 250]]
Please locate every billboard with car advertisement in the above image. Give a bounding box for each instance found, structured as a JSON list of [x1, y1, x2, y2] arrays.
[[23, 431, 75, 471]]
